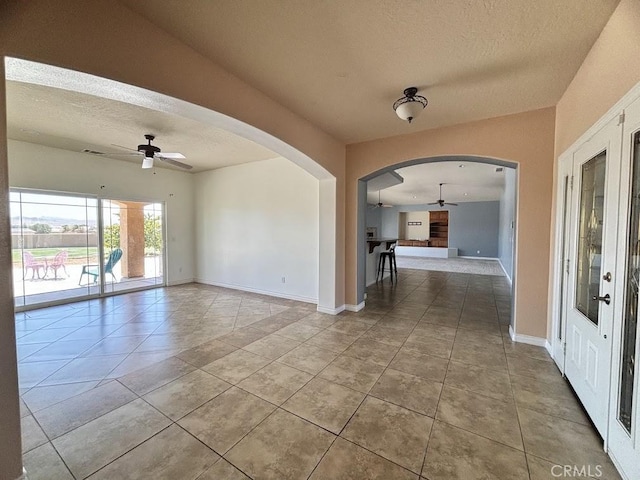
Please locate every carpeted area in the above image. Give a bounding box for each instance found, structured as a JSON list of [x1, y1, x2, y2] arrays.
[[395, 255, 505, 276]]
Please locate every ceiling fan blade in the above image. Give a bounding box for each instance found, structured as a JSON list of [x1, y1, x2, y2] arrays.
[[158, 152, 186, 159], [86, 151, 141, 156], [157, 157, 193, 170], [110, 143, 140, 152], [445, 202, 458, 206], [382, 204, 393, 208], [427, 202, 439, 205]]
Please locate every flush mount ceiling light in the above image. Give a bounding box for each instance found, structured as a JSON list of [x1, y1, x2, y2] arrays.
[[393, 87, 428, 123], [141, 156, 154, 169]]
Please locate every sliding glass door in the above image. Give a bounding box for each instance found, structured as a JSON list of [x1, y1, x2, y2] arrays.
[[11, 189, 166, 309], [10, 190, 99, 307], [100, 199, 165, 294]]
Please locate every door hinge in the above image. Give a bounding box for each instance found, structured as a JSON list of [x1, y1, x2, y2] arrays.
[[566, 258, 570, 275], [563, 342, 567, 355], [618, 112, 626, 125], [569, 176, 574, 190]]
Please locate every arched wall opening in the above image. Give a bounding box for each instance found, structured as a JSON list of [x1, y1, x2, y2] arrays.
[[345, 106, 556, 345], [0, 3, 349, 476], [356, 155, 518, 329], [3, 57, 339, 311]]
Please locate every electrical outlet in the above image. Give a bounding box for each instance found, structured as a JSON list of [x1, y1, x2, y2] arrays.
[[281, 276, 286, 283]]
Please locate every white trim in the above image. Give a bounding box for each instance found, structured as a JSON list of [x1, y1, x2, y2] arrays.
[[317, 304, 346, 315], [194, 279, 317, 305], [345, 301, 365, 312], [498, 259, 512, 284], [167, 278, 195, 286], [458, 256, 500, 260], [15, 468, 27, 480], [545, 340, 553, 356], [509, 325, 547, 346]]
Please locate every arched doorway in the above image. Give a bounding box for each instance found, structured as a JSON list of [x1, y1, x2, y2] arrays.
[[4, 57, 340, 313], [356, 155, 518, 331]]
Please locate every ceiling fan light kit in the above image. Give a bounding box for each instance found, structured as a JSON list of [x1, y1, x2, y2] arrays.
[[393, 87, 428, 123], [141, 156, 154, 169]]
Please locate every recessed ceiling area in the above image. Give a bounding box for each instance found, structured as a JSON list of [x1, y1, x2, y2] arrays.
[[119, 0, 618, 143], [5, 81, 281, 173], [367, 162, 508, 206]]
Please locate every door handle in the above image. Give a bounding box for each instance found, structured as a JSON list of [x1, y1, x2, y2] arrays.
[[592, 294, 611, 305], [602, 272, 612, 282]]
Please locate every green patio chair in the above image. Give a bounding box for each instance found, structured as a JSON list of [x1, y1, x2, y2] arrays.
[[79, 248, 123, 285]]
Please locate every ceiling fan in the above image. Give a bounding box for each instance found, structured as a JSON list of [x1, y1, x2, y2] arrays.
[[428, 183, 458, 207], [370, 190, 393, 208], [90, 134, 192, 170]]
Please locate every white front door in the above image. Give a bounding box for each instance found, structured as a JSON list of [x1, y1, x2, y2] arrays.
[[565, 115, 622, 439], [608, 97, 640, 480]]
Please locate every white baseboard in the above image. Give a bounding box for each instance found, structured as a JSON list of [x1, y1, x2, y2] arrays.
[[167, 278, 195, 286], [194, 279, 317, 305], [498, 259, 512, 285], [509, 325, 547, 346], [459, 256, 500, 260], [15, 468, 27, 480], [317, 304, 346, 315], [345, 301, 365, 312], [545, 340, 553, 356]]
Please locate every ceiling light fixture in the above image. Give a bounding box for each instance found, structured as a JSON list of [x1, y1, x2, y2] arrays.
[[459, 164, 465, 168], [393, 87, 428, 123], [142, 156, 154, 169]]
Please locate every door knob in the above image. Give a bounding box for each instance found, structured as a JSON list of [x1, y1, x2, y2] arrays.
[[593, 294, 611, 305], [603, 272, 612, 282]]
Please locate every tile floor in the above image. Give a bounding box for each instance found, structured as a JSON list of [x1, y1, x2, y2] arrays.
[[15, 270, 621, 479]]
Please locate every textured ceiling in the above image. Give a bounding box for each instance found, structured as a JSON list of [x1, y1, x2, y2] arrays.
[[5, 81, 280, 173], [119, 0, 618, 143], [367, 162, 508, 206]]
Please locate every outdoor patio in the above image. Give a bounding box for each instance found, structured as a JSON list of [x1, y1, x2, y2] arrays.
[[13, 256, 164, 308]]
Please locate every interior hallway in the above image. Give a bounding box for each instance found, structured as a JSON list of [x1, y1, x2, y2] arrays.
[[16, 271, 619, 479]]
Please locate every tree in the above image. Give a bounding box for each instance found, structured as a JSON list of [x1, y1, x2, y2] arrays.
[[30, 223, 52, 234], [103, 224, 120, 251], [144, 214, 163, 254]]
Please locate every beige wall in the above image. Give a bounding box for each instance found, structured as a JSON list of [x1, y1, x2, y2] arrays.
[[555, 0, 640, 156], [346, 108, 557, 338], [550, 0, 640, 339]]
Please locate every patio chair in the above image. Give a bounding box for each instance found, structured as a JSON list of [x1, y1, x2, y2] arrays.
[[45, 250, 69, 280], [79, 248, 123, 285], [23, 251, 45, 280]]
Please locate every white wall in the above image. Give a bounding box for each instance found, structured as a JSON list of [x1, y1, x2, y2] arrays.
[[195, 157, 319, 302], [7, 140, 196, 285], [498, 168, 517, 281]]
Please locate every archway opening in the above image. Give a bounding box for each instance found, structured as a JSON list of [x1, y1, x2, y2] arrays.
[[357, 155, 518, 333]]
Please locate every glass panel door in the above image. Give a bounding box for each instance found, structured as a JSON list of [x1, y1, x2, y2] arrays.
[[100, 199, 165, 294], [575, 151, 607, 325], [11, 190, 99, 307], [620, 132, 640, 433]]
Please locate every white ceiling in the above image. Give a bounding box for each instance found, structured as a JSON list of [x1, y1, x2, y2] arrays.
[[119, 0, 618, 143], [5, 81, 281, 173], [367, 161, 508, 206]]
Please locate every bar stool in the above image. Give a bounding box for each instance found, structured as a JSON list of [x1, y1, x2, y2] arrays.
[[376, 243, 397, 283]]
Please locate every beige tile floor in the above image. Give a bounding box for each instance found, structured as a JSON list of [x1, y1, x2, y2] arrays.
[[16, 270, 622, 479]]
